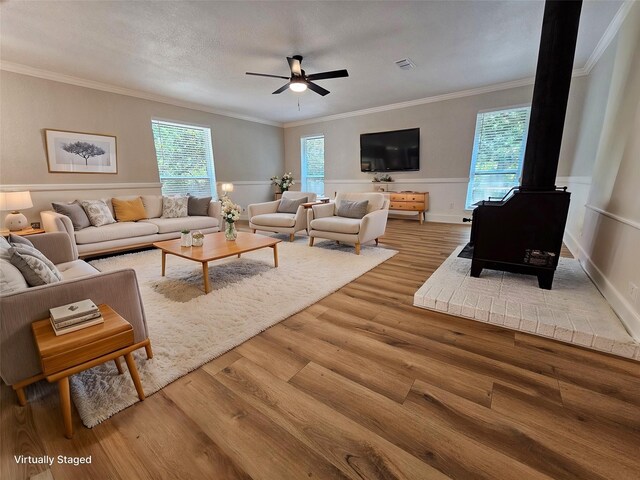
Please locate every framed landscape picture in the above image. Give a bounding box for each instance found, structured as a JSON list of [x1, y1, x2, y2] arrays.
[[45, 129, 117, 174]]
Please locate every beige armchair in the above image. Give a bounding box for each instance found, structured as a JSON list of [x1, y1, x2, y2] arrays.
[[307, 192, 389, 254], [248, 191, 317, 241]]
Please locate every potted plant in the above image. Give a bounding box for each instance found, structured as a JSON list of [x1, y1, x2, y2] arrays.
[[270, 172, 295, 193], [180, 229, 192, 247], [192, 230, 205, 247]]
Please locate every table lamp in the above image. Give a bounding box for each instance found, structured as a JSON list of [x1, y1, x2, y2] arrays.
[[0, 191, 33, 231], [221, 183, 234, 198]]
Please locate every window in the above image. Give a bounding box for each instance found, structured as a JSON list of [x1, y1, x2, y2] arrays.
[[151, 120, 217, 198], [465, 106, 531, 209], [301, 135, 325, 196]]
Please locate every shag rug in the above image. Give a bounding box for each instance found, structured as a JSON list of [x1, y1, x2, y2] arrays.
[[414, 246, 639, 360], [69, 236, 396, 427]]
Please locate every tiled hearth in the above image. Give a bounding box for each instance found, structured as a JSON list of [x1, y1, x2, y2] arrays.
[[414, 246, 640, 360]]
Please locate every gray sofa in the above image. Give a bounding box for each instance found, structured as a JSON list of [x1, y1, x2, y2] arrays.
[[41, 195, 222, 258], [0, 232, 150, 404]]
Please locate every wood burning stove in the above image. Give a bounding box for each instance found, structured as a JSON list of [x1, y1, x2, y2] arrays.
[[462, 0, 582, 290]]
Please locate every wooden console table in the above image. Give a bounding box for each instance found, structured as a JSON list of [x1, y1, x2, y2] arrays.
[[387, 192, 429, 224]]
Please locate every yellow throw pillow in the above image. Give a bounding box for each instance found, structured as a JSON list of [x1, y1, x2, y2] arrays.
[[111, 197, 147, 222]]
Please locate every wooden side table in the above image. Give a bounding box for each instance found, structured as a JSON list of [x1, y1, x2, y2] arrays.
[[31, 304, 146, 438], [1, 227, 45, 237]]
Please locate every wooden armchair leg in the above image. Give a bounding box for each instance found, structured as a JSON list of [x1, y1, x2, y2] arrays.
[[289, 233, 295, 242], [15, 388, 27, 406], [144, 340, 154, 359], [309, 237, 315, 247], [113, 357, 124, 374], [375, 238, 379, 245], [355, 243, 361, 255], [252, 229, 257, 234]]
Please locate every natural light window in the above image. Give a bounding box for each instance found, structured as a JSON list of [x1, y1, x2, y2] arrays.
[[301, 135, 325, 196], [465, 106, 531, 209], [151, 120, 217, 198]]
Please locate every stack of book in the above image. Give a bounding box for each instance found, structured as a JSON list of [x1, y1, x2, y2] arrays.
[[49, 300, 104, 336]]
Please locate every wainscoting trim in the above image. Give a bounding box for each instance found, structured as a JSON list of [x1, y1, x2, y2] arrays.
[[0, 183, 162, 192], [585, 204, 640, 231], [326, 178, 469, 185]]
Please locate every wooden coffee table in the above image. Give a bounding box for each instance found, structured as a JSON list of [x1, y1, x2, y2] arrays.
[[153, 231, 281, 293]]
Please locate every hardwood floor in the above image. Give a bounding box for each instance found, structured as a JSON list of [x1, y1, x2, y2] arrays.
[[2, 219, 639, 480]]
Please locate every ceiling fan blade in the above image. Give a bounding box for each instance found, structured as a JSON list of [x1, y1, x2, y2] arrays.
[[306, 82, 330, 96], [272, 83, 291, 94], [287, 56, 302, 76], [307, 69, 349, 81], [246, 72, 290, 79]]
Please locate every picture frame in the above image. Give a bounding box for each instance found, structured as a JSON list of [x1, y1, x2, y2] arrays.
[[45, 129, 117, 174]]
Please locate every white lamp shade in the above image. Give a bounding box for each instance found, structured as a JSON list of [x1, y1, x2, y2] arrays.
[[0, 191, 33, 212], [221, 183, 234, 193]]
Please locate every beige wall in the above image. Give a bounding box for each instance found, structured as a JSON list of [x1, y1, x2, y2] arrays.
[[283, 77, 587, 222], [0, 71, 284, 220], [564, 2, 640, 340]]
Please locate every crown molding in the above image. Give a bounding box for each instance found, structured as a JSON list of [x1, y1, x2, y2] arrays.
[[283, 69, 589, 128], [0, 62, 283, 128], [583, 0, 635, 75]]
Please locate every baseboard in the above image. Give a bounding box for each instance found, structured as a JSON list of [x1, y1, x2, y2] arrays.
[[565, 228, 640, 341]]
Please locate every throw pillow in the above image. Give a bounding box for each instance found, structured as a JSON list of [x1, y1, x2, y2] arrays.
[[80, 200, 116, 227], [9, 233, 34, 247], [162, 195, 188, 218], [188, 195, 212, 216], [0, 236, 11, 260], [9, 244, 62, 287], [337, 200, 369, 219], [0, 258, 29, 293], [141, 195, 163, 219], [112, 197, 147, 222], [277, 196, 308, 214], [52, 201, 91, 230]]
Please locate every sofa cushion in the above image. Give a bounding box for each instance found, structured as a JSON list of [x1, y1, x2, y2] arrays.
[[277, 196, 307, 214], [112, 197, 147, 222], [251, 213, 296, 228], [52, 201, 91, 230], [188, 196, 212, 216], [336, 193, 384, 214], [74, 222, 159, 245], [310, 216, 361, 234], [162, 195, 188, 218], [9, 245, 62, 287], [141, 216, 219, 234], [336, 200, 369, 219], [81, 200, 117, 227], [9, 234, 34, 247], [141, 195, 163, 219], [0, 258, 29, 293], [56, 260, 100, 281]]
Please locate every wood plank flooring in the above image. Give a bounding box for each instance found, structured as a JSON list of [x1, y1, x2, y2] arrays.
[[2, 219, 639, 480]]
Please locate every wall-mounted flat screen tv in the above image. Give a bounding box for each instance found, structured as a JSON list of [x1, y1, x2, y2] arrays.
[[360, 128, 420, 172]]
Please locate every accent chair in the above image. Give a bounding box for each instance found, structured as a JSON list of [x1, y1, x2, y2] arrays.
[[248, 191, 317, 241]]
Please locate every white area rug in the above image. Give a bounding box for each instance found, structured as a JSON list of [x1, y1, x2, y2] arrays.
[[68, 236, 396, 427], [414, 246, 639, 360]]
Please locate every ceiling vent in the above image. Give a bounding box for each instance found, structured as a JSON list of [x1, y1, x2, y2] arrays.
[[395, 58, 416, 70]]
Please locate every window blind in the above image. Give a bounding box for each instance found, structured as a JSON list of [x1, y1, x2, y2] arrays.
[[151, 120, 217, 198], [465, 107, 530, 208], [301, 135, 325, 196]]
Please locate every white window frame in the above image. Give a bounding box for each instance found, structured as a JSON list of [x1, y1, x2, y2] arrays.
[[151, 119, 217, 198], [301, 134, 325, 196], [465, 105, 531, 209]]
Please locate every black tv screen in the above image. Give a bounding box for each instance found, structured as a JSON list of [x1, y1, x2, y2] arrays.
[[360, 128, 420, 172]]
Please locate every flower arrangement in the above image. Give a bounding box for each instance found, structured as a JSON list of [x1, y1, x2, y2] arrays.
[[270, 172, 295, 192], [372, 173, 394, 183], [221, 196, 241, 224]]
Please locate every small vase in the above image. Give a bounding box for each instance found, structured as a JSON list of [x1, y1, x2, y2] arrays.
[[180, 232, 192, 247], [224, 222, 237, 241]]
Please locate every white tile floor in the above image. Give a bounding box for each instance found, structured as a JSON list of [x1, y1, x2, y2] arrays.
[[414, 246, 640, 360]]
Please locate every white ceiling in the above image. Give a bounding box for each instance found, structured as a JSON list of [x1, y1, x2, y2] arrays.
[[0, 0, 624, 125]]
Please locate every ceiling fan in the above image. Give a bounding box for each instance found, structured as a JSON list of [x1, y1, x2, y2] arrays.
[[246, 55, 348, 96]]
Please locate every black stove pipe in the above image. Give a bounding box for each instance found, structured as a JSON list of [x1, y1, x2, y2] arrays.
[[520, 0, 583, 191]]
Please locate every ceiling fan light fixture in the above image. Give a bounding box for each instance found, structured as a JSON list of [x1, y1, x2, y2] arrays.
[[289, 81, 307, 93]]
